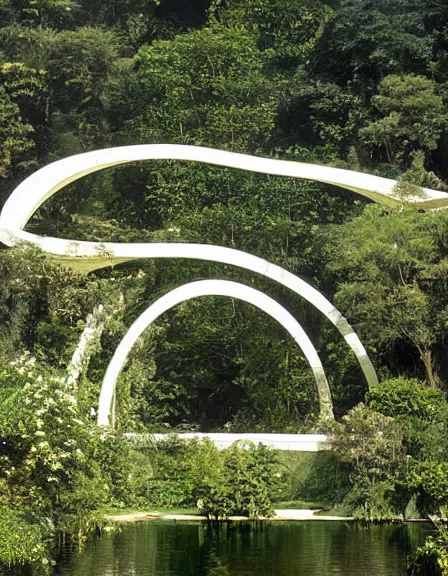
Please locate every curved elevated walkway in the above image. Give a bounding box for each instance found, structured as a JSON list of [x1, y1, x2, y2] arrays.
[[0, 229, 378, 389]]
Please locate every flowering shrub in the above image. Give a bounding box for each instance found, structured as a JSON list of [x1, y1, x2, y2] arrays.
[[0, 506, 53, 575], [0, 355, 110, 569]]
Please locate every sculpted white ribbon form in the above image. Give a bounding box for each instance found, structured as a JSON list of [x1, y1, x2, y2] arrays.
[[0, 145, 381, 394], [1, 145, 447, 230]]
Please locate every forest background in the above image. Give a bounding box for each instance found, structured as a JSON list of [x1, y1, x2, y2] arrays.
[[1, 0, 448, 573]]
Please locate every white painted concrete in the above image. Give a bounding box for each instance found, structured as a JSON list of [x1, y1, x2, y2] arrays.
[[123, 432, 328, 452], [97, 280, 334, 426]]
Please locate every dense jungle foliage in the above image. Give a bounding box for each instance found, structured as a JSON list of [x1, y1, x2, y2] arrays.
[[1, 0, 448, 573]]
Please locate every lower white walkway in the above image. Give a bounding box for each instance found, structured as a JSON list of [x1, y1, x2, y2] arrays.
[[123, 432, 328, 452]]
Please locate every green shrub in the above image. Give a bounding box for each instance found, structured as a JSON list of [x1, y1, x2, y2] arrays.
[[408, 461, 448, 517], [0, 507, 52, 571], [409, 526, 448, 576], [327, 403, 407, 519], [366, 377, 445, 421], [367, 377, 448, 463], [0, 358, 112, 565], [146, 436, 208, 507], [146, 436, 284, 518], [199, 441, 282, 519]]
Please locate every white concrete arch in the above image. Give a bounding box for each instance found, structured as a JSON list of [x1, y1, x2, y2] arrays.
[[97, 279, 334, 427], [1, 145, 447, 231], [0, 228, 378, 389]]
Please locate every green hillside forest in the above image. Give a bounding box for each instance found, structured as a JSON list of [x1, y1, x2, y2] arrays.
[[1, 0, 448, 573]]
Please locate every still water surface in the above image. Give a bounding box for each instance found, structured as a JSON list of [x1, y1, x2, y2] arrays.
[[53, 520, 431, 576]]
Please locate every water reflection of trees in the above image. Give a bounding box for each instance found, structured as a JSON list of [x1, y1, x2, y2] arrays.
[[197, 523, 230, 576], [53, 520, 429, 575]]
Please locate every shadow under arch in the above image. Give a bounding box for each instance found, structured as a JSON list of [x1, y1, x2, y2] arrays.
[[97, 279, 334, 426]]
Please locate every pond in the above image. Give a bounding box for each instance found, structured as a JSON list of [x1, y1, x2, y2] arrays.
[[49, 520, 432, 576]]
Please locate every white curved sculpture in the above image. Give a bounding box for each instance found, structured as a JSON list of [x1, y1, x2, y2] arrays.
[[97, 280, 334, 426], [1, 145, 447, 230], [0, 144, 380, 389], [0, 228, 378, 389]]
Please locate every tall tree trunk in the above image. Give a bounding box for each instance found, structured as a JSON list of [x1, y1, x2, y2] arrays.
[[421, 349, 437, 389]]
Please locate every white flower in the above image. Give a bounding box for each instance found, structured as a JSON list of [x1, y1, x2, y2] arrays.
[[63, 394, 77, 405]]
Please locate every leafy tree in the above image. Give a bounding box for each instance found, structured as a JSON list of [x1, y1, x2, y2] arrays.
[[0, 246, 124, 367], [277, 79, 367, 158], [0, 83, 34, 180], [360, 74, 447, 164], [0, 0, 16, 26], [106, 26, 277, 151], [48, 27, 120, 115], [0, 25, 56, 70], [425, 0, 448, 83], [326, 205, 448, 388], [211, 0, 329, 69], [310, 0, 432, 88], [1, 61, 51, 160], [15, 0, 81, 29], [400, 150, 445, 190]]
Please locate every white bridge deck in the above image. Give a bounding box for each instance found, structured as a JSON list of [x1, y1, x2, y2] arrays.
[[123, 433, 328, 452]]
